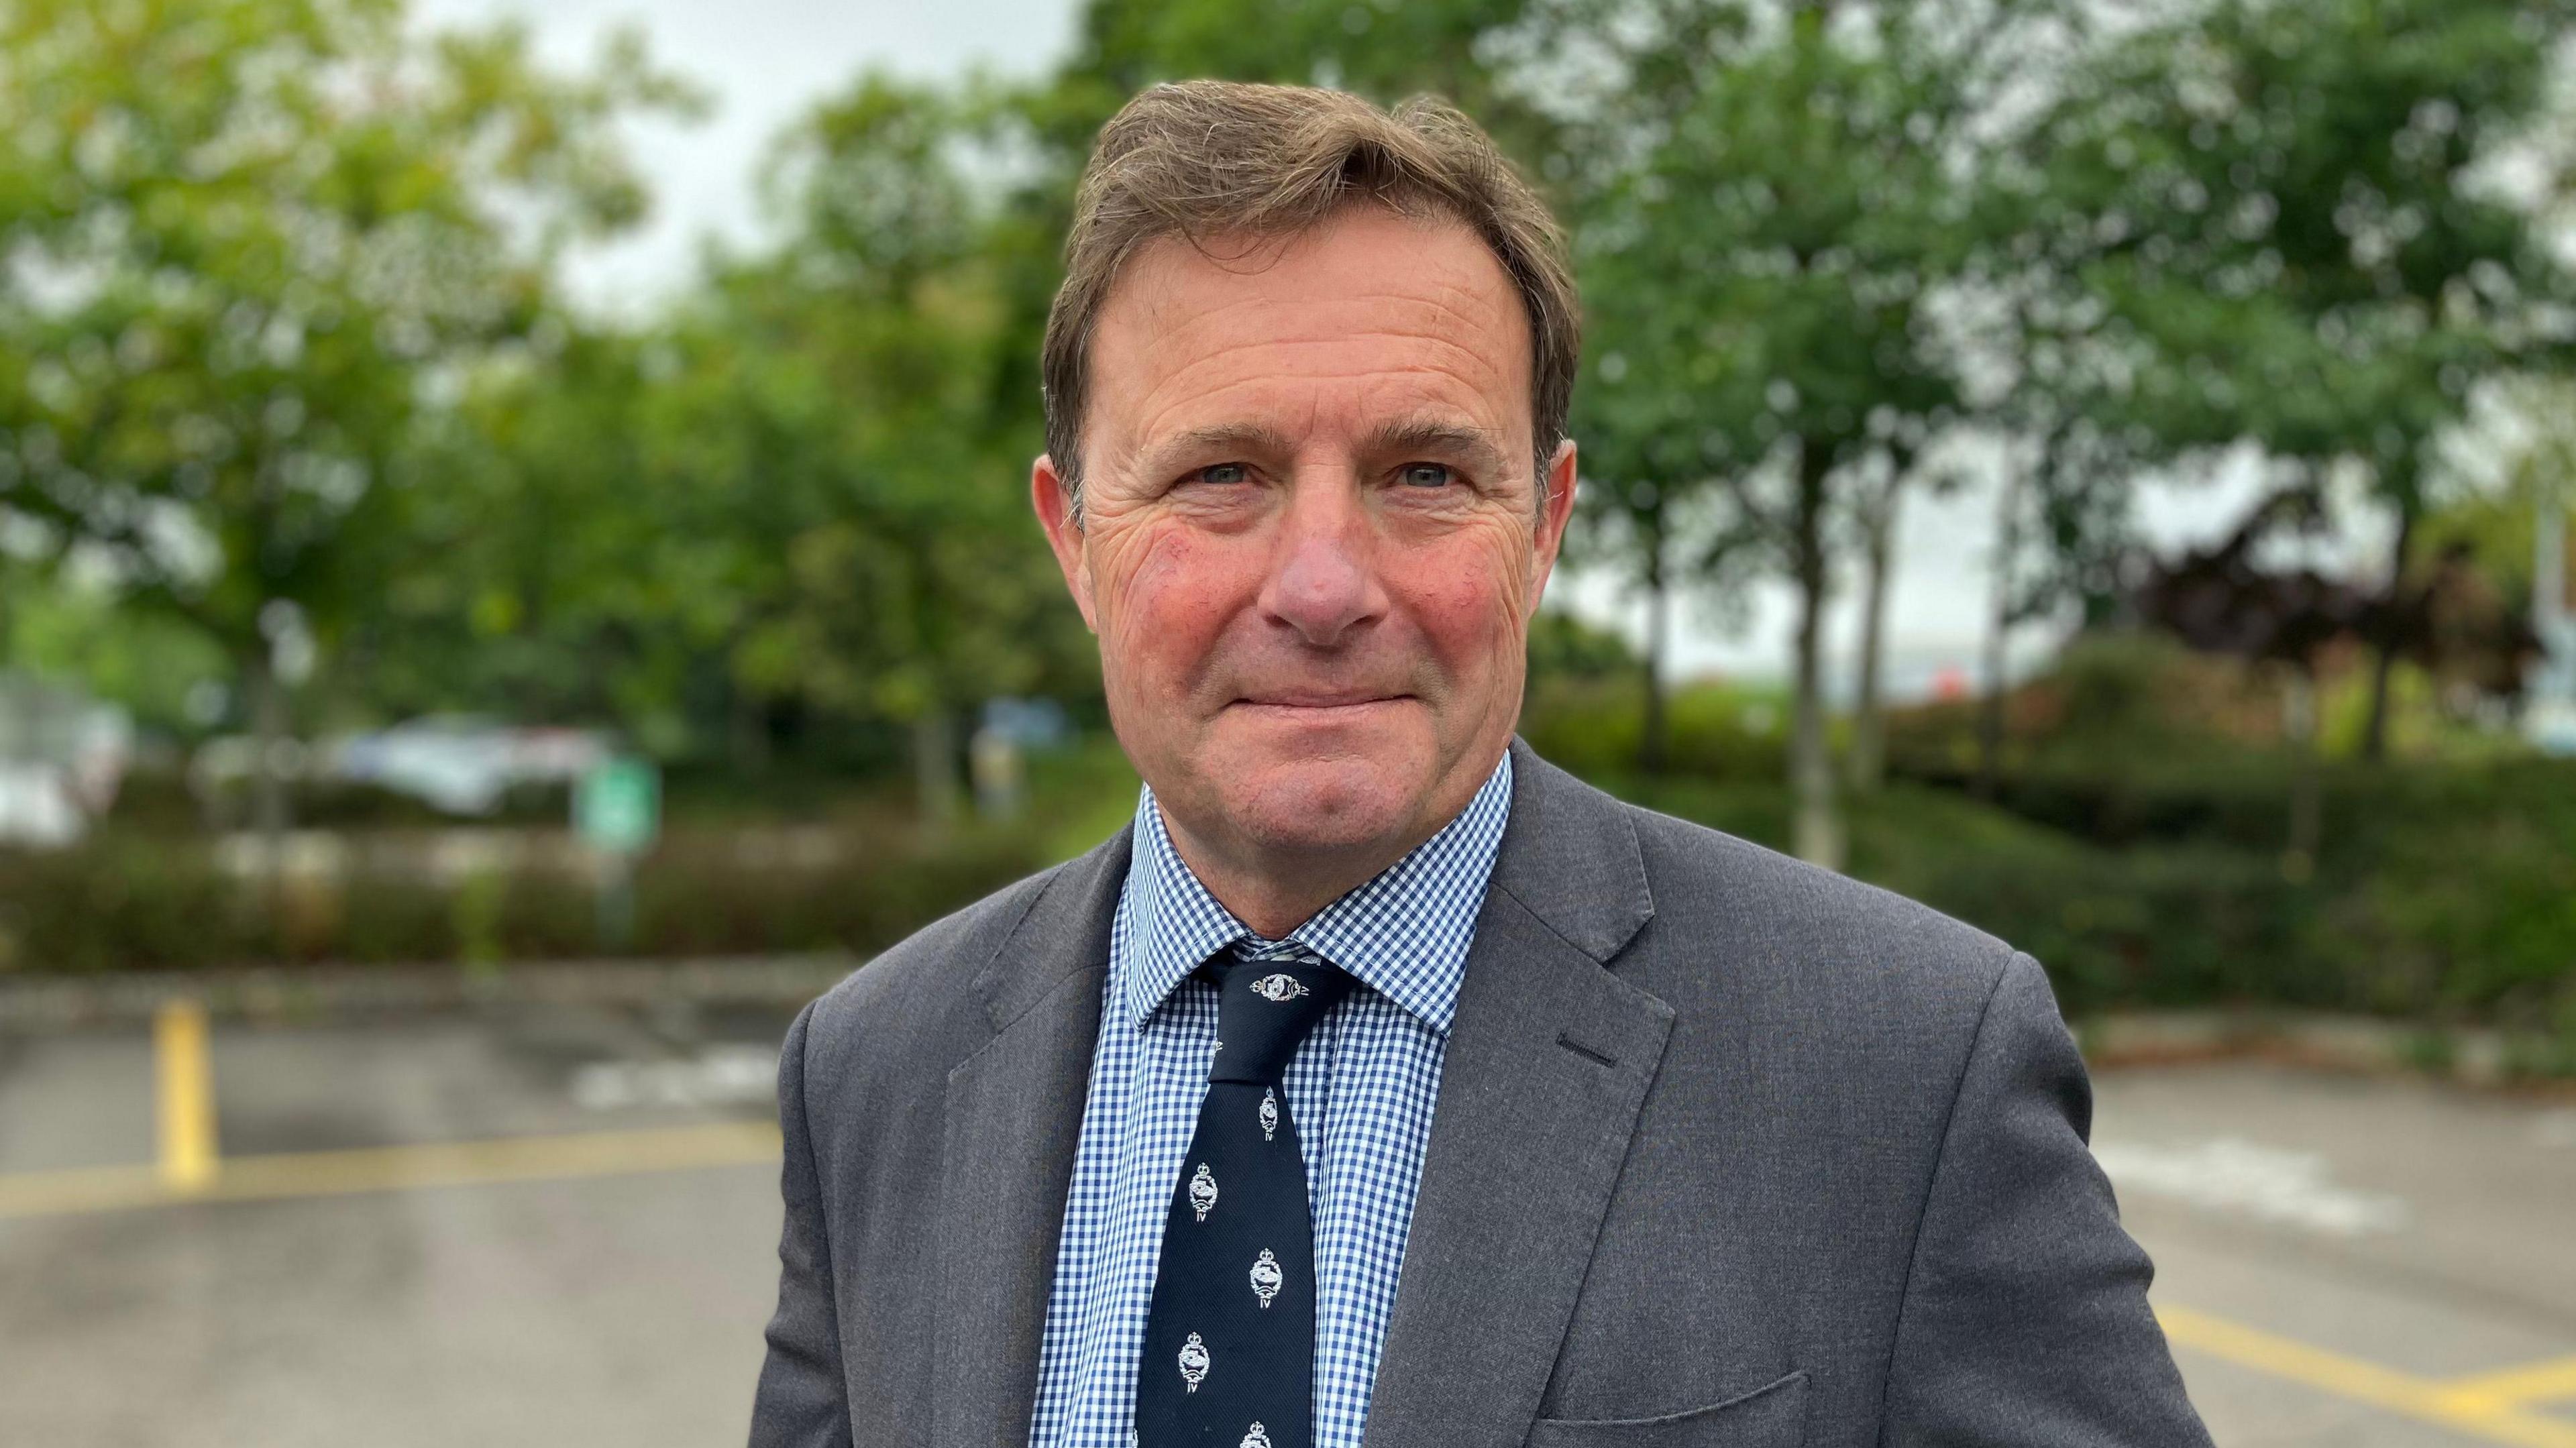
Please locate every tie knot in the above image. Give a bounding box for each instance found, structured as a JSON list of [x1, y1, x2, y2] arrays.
[[1206, 949, 1351, 1084]]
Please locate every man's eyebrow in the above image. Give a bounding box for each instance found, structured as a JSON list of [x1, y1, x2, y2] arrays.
[[1127, 417, 1515, 479], [1132, 423, 1297, 476], [1362, 418, 1512, 476]]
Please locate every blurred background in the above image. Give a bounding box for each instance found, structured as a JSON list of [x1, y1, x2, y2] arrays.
[[1, 0, 2573, 1444]]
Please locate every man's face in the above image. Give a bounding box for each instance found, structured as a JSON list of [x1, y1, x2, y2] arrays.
[[1034, 206, 1578, 868]]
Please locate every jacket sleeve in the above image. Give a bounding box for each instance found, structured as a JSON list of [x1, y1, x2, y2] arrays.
[[1879, 953, 2212, 1447], [749, 999, 853, 1448]]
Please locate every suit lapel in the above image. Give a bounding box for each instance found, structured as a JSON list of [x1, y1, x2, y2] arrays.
[[933, 828, 1131, 1448], [1364, 741, 1674, 1448]]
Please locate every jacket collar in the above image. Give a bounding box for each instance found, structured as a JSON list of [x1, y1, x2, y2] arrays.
[[1488, 736, 1656, 965]]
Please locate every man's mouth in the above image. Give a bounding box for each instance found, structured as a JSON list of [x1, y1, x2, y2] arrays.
[[1231, 692, 1409, 710]]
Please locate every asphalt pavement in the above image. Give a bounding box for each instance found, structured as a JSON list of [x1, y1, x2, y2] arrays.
[[1, 998, 2569, 1447]]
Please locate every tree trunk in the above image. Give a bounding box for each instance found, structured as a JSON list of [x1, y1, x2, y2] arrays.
[[2360, 498, 2418, 762], [1849, 475, 1903, 793], [728, 687, 773, 777], [240, 646, 292, 940], [1976, 456, 2027, 801], [244, 649, 292, 844], [2539, 496, 2573, 706], [912, 705, 961, 831], [1640, 508, 1670, 777], [2282, 666, 2321, 879], [1790, 441, 1843, 871]]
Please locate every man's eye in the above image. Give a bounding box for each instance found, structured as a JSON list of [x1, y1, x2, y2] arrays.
[[1193, 462, 1250, 486], [1399, 463, 1454, 488]]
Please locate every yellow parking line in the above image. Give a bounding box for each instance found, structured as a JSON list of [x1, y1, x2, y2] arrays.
[[154, 999, 219, 1192], [2442, 1355, 2576, 1413], [2156, 1304, 2576, 1448], [0, 1161, 166, 1219], [0, 1121, 781, 1221], [13, 1095, 2575, 1448]]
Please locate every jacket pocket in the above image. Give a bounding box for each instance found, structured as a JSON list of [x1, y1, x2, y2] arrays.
[[1523, 1370, 1808, 1448]]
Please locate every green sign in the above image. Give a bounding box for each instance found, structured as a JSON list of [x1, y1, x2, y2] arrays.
[[575, 757, 659, 854]]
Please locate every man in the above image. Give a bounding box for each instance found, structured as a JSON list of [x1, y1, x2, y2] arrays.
[[751, 81, 2211, 1448]]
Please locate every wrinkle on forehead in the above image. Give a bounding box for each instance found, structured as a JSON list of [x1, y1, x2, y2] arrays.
[[1119, 290, 1519, 396], [1087, 211, 1535, 490]]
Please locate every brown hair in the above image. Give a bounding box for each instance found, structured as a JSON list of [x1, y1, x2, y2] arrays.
[[1040, 80, 1580, 511]]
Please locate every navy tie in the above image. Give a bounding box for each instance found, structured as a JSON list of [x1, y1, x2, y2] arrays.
[[1135, 948, 1353, 1448]]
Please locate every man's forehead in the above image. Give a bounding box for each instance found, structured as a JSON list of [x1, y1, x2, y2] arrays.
[[1089, 210, 1534, 461]]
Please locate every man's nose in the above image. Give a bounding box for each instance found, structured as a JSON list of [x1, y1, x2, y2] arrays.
[[1257, 478, 1387, 647]]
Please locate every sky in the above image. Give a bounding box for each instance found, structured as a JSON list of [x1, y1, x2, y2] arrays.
[[410, 0, 1081, 311], [407, 0, 2347, 697]]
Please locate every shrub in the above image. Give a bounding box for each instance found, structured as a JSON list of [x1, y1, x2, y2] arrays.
[[0, 826, 1049, 972], [1520, 677, 1788, 781], [1607, 769, 2575, 1027]]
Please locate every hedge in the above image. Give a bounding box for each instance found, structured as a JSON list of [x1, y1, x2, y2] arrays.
[[0, 825, 1050, 974], [13, 704, 2571, 1058], [1608, 771, 2576, 1033]]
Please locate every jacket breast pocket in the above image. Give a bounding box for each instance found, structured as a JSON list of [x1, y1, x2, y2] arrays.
[[1523, 1370, 1807, 1448]]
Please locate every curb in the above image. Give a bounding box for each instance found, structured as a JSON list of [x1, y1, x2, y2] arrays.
[[0, 954, 865, 1029], [2079, 1009, 2575, 1089], [5, 969, 2567, 1088]]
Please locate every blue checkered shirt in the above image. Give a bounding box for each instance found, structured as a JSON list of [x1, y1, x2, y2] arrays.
[[1025, 753, 1513, 1448]]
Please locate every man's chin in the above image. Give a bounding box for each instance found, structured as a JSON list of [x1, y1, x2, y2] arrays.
[[1213, 752, 1431, 855]]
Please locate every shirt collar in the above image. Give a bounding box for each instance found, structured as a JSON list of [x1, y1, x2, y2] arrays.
[[1116, 751, 1514, 1039]]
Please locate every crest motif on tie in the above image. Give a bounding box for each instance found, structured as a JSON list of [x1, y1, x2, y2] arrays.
[[1258, 1087, 1278, 1141], [1249, 1247, 1282, 1308], [1178, 1332, 1210, 1392], [1241, 1424, 1271, 1448], [1248, 972, 1309, 1003], [1188, 1162, 1218, 1221]]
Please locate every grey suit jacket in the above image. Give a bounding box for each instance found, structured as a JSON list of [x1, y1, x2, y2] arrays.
[[751, 738, 2212, 1447]]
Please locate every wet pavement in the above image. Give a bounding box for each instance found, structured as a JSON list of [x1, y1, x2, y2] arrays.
[[2092, 1062, 2576, 1447], [1, 1001, 2569, 1446]]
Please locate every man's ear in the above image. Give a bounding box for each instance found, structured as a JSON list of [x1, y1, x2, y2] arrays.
[[1529, 439, 1580, 610], [1032, 453, 1099, 633]]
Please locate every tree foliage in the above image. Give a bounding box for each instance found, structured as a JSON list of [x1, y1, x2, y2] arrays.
[[357, 74, 1096, 806], [0, 0, 693, 826], [5, 0, 2572, 834], [2017, 0, 2576, 752], [1574, 1, 2077, 860]]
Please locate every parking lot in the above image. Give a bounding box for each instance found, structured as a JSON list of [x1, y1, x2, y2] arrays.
[[2, 998, 2571, 1447]]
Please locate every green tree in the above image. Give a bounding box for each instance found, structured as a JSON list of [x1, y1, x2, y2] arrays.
[[0, 0, 693, 837], [1046, 0, 1565, 156], [332, 72, 1093, 816], [1576, 3, 2063, 865], [349, 320, 686, 737], [2023, 0, 2576, 758], [653, 76, 1094, 819]]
